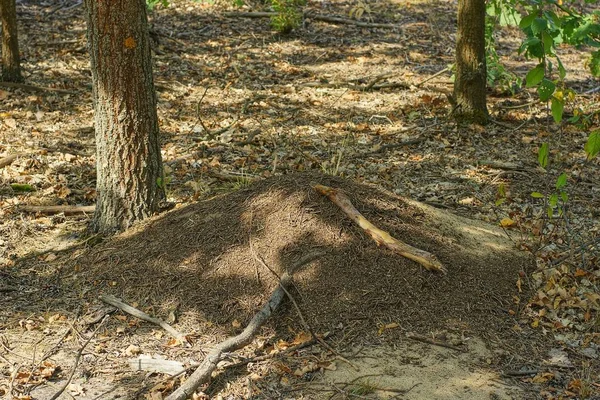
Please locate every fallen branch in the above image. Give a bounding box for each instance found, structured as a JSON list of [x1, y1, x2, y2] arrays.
[[223, 11, 403, 29], [165, 251, 323, 400], [0, 153, 27, 169], [414, 67, 450, 87], [0, 81, 78, 95], [19, 205, 95, 215], [313, 184, 446, 273], [99, 294, 189, 346], [250, 248, 359, 371], [406, 332, 463, 352]]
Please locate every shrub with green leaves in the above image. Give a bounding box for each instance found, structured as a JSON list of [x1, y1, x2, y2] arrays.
[[270, 0, 305, 33]]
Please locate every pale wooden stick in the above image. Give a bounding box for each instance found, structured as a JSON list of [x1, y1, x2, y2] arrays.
[[99, 294, 189, 345], [313, 184, 446, 273], [19, 205, 95, 215]]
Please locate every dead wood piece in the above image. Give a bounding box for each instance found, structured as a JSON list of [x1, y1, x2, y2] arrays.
[[20, 205, 95, 215], [0, 81, 78, 95], [165, 251, 323, 400], [99, 294, 189, 346], [223, 11, 402, 29], [406, 332, 463, 352], [0, 153, 26, 169], [129, 357, 186, 375], [313, 184, 446, 274]]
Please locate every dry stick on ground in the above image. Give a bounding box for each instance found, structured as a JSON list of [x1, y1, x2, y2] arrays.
[[48, 316, 108, 400], [99, 294, 189, 346], [165, 252, 323, 400], [414, 67, 450, 87], [19, 205, 96, 216], [405, 332, 464, 352], [313, 184, 446, 274], [250, 249, 359, 371], [0, 81, 77, 95], [223, 11, 403, 29], [0, 153, 27, 169]]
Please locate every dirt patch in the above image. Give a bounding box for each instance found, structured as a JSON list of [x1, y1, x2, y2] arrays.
[[313, 338, 522, 399], [1, 172, 538, 398]]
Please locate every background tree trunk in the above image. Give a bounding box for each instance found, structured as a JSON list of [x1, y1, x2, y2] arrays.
[[0, 0, 23, 82], [453, 0, 488, 124], [84, 0, 165, 233]]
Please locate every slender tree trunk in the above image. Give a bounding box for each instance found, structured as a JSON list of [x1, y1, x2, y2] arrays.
[[83, 0, 165, 233], [453, 0, 488, 124], [0, 0, 23, 82]]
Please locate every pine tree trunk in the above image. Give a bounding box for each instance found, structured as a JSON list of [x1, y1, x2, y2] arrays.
[[0, 0, 23, 82], [84, 0, 165, 233], [453, 0, 488, 124]]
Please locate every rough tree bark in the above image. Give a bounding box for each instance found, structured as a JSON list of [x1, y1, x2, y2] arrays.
[[453, 0, 488, 124], [0, 0, 23, 82], [83, 0, 165, 233]]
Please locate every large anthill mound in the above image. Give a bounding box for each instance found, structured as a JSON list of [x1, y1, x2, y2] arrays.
[[60, 172, 532, 340]]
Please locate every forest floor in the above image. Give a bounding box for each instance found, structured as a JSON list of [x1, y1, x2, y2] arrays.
[[1, 0, 599, 399]]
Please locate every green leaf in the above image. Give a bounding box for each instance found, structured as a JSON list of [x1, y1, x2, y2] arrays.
[[590, 50, 600, 77], [557, 57, 566, 79], [519, 12, 537, 29], [555, 173, 567, 189], [542, 32, 554, 54], [531, 18, 548, 35], [549, 193, 558, 208], [560, 191, 568, 203], [526, 64, 545, 87], [531, 192, 545, 198], [584, 130, 600, 160], [538, 79, 556, 101], [551, 97, 564, 123], [538, 142, 549, 168]]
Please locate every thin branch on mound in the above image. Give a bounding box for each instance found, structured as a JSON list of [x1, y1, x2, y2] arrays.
[[406, 332, 463, 352], [19, 205, 95, 215], [48, 316, 108, 400], [165, 251, 323, 400], [0, 153, 27, 169], [313, 184, 446, 274], [250, 250, 359, 371], [99, 294, 189, 346], [0, 81, 78, 95], [223, 11, 403, 29]]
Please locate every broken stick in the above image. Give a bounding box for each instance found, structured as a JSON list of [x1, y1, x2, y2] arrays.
[[165, 251, 323, 400], [99, 294, 189, 346], [313, 184, 446, 274], [20, 205, 95, 215]]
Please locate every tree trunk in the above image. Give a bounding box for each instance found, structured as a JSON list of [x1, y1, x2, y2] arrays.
[[83, 0, 165, 233], [0, 0, 23, 82], [453, 0, 488, 124]]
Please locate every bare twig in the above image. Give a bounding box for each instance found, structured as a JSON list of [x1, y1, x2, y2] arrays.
[[19, 205, 95, 216], [251, 251, 360, 371], [414, 67, 450, 87], [406, 332, 464, 352], [99, 294, 189, 345], [0, 81, 78, 95], [165, 252, 323, 400], [48, 316, 108, 400]]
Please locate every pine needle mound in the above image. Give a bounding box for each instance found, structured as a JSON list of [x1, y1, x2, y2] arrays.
[[69, 172, 532, 339]]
